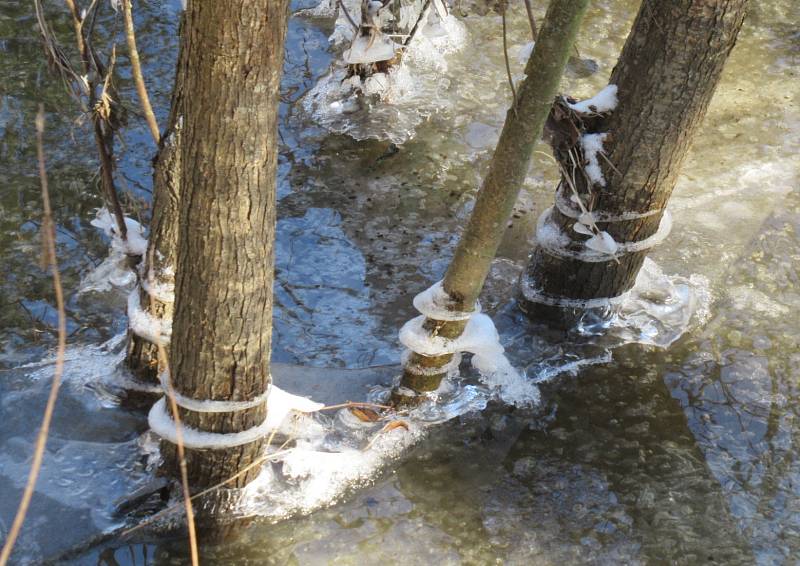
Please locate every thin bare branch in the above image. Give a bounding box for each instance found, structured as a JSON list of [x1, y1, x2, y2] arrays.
[[317, 401, 392, 412], [0, 107, 67, 566], [404, 0, 432, 47], [501, 7, 517, 111], [122, 0, 160, 144], [58, 0, 129, 241], [523, 0, 538, 41], [337, 0, 359, 33]]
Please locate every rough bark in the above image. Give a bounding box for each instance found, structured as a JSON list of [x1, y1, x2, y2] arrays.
[[393, 0, 590, 401], [126, 15, 186, 387], [162, 0, 289, 497], [520, 0, 749, 326]]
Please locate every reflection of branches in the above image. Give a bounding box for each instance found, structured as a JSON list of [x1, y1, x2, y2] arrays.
[[0, 108, 67, 566]]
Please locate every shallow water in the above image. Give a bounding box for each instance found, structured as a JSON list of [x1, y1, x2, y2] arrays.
[[1, 0, 799, 563]]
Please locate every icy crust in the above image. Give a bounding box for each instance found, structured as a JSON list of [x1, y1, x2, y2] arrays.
[[412, 279, 479, 320], [79, 208, 147, 293], [567, 84, 618, 114], [127, 289, 172, 345], [301, 8, 467, 144], [148, 386, 324, 449], [399, 313, 540, 407], [536, 207, 673, 262], [578, 258, 712, 349], [90, 207, 147, 256], [158, 373, 271, 413], [520, 275, 632, 309], [240, 420, 427, 518], [401, 348, 461, 376]]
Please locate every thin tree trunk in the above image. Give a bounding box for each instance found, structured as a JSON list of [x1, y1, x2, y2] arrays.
[[126, 15, 186, 387], [161, 0, 289, 505], [393, 0, 590, 401], [519, 0, 748, 326]]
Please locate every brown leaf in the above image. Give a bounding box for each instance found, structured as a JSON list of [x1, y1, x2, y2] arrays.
[[349, 406, 381, 422]]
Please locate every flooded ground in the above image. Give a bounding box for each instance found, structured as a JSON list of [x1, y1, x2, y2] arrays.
[[1, 0, 799, 563]]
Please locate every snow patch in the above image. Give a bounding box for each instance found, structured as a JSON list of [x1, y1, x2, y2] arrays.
[[567, 84, 618, 114], [412, 279, 479, 321], [580, 132, 609, 187]]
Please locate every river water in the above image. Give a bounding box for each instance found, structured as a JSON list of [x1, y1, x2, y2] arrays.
[[1, 0, 798, 563]]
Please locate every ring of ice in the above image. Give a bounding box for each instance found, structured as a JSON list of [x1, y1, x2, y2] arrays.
[[554, 190, 664, 223], [519, 271, 632, 309], [536, 206, 673, 262], [159, 372, 272, 413], [412, 280, 480, 321], [148, 385, 325, 449], [148, 397, 275, 449], [401, 282, 541, 406]]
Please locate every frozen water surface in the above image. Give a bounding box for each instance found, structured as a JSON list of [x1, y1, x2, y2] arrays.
[[1, 0, 799, 563]]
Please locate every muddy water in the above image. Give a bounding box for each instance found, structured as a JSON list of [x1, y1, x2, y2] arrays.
[[0, 0, 798, 564]]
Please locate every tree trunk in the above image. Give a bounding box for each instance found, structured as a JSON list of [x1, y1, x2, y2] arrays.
[[519, 0, 749, 327], [392, 0, 590, 402], [160, 0, 289, 503], [126, 15, 186, 388]]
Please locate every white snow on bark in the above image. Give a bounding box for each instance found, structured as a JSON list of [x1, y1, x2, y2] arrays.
[[567, 84, 618, 114]]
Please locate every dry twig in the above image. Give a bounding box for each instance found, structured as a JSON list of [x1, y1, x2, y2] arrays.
[[501, 7, 517, 111], [155, 345, 199, 565], [122, 0, 160, 144], [523, 0, 538, 41]]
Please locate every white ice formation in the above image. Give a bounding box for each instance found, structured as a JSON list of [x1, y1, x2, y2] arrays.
[[401, 281, 541, 407], [79, 208, 147, 293], [301, 1, 467, 143], [148, 385, 324, 450], [127, 289, 172, 345], [580, 132, 609, 187], [536, 207, 673, 262]]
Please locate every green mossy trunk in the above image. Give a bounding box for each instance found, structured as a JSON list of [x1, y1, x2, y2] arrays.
[[393, 0, 590, 402]]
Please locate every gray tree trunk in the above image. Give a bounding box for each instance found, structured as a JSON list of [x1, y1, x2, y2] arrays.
[[161, 0, 289, 500], [519, 0, 749, 326]]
